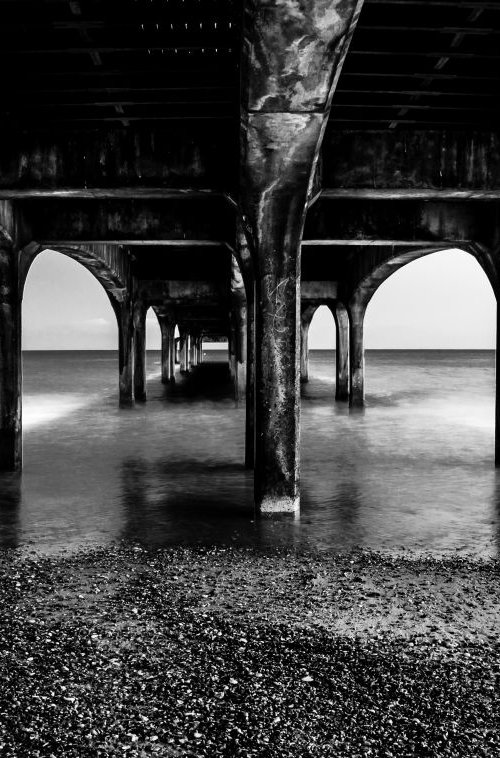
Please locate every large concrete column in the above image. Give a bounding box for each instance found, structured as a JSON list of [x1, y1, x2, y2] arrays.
[[0, 240, 21, 471], [334, 302, 349, 401], [117, 298, 134, 407], [241, 0, 364, 511], [348, 302, 366, 407], [133, 304, 147, 402]]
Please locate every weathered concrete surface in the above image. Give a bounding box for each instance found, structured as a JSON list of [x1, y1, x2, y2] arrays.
[[304, 198, 500, 251], [0, 127, 236, 191], [243, 0, 364, 113], [322, 130, 500, 190], [25, 198, 235, 246]]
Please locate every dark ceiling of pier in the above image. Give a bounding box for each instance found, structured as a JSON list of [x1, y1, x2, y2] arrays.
[[1, 0, 499, 133]]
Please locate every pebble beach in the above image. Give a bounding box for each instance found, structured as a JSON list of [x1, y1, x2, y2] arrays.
[[1, 545, 499, 756]]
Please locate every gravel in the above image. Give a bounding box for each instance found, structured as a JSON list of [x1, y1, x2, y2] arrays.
[[1, 544, 499, 757]]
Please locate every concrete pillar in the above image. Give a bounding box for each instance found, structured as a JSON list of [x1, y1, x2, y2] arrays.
[[496, 299, 500, 466], [189, 335, 196, 370], [245, 286, 256, 469], [133, 304, 147, 402], [117, 298, 134, 407], [168, 325, 176, 380], [334, 302, 349, 401], [300, 319, 310, 383], [0, 241, 21, 471], [175, 337, 180, 365], [160, 322, 169, 384], [180, 333, 189, 373], [198, 337, 203, 364], [300, 306, 316, 384], [348, 302, 366, 407], [254, 220, 301, 513]]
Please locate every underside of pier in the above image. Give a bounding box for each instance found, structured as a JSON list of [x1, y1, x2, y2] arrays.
[[1, 0, 499, 511]]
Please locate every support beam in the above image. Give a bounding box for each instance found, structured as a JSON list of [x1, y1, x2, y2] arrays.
[[0, 239, 21, 471], [334, 303, 350, 401]]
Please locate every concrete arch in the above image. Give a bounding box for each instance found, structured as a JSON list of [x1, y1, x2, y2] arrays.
[[19, 243, 128, 305], [349, 244, 497, 315], [346, 245, 497, 408]]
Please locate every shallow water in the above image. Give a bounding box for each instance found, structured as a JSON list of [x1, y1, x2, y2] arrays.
[[0, 350, 498, 557]]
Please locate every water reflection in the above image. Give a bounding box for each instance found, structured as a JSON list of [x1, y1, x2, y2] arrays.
[[0, 350, 498, 557]]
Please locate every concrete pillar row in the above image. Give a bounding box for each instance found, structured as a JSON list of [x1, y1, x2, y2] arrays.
[[0, 240, 22, 471], [333, 302, 350, 401], [348, 301, 366, 408], [133, 303, 147, 403]]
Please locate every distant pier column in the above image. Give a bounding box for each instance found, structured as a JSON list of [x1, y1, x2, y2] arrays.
[[116, 297, 134, 407], [334, 303, 349, 401], [168, 325, 176, 380], [300, 306, 316, 384], [175, 337, 180, 365], [348, 302, 366, 407], [133, 304, 147, 402], [0, 240, 22, 471], [231, 255, 248, 401], [160, 322, 169, 383], [180, 333, 189, 373]]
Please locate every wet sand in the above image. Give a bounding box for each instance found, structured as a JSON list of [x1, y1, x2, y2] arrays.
[[1, 545, 499, 756]]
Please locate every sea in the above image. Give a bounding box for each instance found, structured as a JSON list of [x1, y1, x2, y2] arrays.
[[0, 349, 497, 558]]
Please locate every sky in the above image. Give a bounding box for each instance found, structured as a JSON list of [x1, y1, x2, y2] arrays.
[[22, 247, 496, 351]]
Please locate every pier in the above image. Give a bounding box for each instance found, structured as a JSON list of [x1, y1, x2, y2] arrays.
[[1, 0, 499, 513]]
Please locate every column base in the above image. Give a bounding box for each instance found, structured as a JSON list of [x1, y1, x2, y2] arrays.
[[258, 495, 299, 514], [0, 431, 21, 472]]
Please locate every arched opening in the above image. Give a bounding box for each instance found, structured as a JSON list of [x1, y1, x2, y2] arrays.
[[22, 249, 118, 430], [301, 305, 337, 396], [358, 247, 496, 452], [365, 249, 496, 350]]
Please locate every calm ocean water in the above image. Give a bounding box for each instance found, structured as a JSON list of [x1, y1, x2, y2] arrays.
[[0, 350, 497, 557]]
